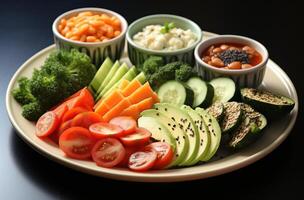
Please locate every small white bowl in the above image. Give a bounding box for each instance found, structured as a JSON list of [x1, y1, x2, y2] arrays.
[[194, 35, 269, 87], [52, 7, 128, 67]]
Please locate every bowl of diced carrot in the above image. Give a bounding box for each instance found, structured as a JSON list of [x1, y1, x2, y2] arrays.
[[52, 7, 128, 67]]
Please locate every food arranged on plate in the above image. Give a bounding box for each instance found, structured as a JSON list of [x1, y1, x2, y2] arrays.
[[10, 8, 296, 173]]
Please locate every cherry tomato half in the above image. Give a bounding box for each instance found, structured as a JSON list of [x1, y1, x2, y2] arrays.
[[62, 107, 89, 123], [145, 142, 174, 169], [89, 122, 124, 139], [128, 149, 157, 172], [120, 128, 151, 146], [36, 111, 59, 138], [109, 116, 137, 135], [71, 112, 102, 129], [91, 138, 126, 168], [59, 127, 95, 160]]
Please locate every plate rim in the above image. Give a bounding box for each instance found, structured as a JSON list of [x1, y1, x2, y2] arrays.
[[6, 31, 299, 182]]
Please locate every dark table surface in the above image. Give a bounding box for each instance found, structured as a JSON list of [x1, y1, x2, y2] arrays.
[[0, 0, 303, 199]]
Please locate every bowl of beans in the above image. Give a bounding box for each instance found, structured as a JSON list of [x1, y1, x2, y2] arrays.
[[52, 7, 128, 67], [194, 35, 269, 87]]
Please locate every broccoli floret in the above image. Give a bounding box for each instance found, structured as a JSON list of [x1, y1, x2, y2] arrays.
[[22, 101, 47, 121], [142, 56, 164, 76], [30, 69, 68, 107], [148, 61, 195, 88], [30, 49, 96, 107], [175, 63, 193, 82], [12, 77, 35, 105], [148, 62, 179, 88]]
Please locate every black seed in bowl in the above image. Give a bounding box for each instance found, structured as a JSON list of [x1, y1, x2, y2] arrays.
[[219, 50, 250, 65]]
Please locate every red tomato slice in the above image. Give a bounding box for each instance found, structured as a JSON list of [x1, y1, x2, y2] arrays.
[[120, 128, 151, 146], [62, 107, 89, 123], [89, 122, 124, 139], [109, 116, 137, 135], [71, 112, 102, 129], [50, 120, 73, 143], [69, 88, 94, 110], [128, 149, 157, 172], [91, 138, 126, 168], [145, 142, 174, 169], [53, 104, 68, 121], [118, 146, 140, 167], [36, 111, 59, 138], [59, 127, 95, 159]]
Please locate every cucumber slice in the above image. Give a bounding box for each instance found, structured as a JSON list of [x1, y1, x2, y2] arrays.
[[240, 88, 295, 117], [157, 80, 194, 106], [186, 77, 214, 108], [206, 102, 225, 122], [210, 77, 236, 103], [221, 102, 242, 133], [89, 58, 113, 93], [95, 60, 120, 97]]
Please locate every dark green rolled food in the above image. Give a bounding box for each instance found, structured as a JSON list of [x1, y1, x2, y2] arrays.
[[240, 88, 295, 117]]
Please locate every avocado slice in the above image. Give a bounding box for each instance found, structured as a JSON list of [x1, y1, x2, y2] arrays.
[[138, 116, 176, 151], [154, 103, 199, 166], [181, 105, 210, 165], [195, 108, 221, 161], [141, 109, 189, 167]]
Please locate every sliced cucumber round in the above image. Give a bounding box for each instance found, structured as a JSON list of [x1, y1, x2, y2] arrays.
[[157, 80, 194, 106], [186, 77, 214, 108], [210, 77, 236, 103]]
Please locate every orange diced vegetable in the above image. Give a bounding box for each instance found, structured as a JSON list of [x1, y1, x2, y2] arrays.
[[103, 98, 132, 122], [127, 82, 154, 104], [119, 105, 140, 120], [122, 79, 142, 97], [119, 79, 130, 90]]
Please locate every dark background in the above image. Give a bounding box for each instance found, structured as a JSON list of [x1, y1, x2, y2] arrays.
[[0, 0, 303, 199]]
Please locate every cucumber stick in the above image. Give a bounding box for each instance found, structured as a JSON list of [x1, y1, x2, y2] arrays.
[[157, 80, 194, 106], [99, 67, 137, 99], [99, 63, 128, 94], [89, 58, 113, 93], [95, 60, 120, 97]]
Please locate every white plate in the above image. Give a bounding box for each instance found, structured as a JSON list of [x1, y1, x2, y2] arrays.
[[6, 32, 298, 182]]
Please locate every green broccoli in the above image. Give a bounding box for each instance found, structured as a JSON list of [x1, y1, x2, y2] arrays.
[[148, 61, 194, 89], [12, 77, 35, 105], [21, 101, 47, 121], [175, 63, 194, 82], [13, 49, 96, 121], [148, 62, 180, 88], [142, 56, 164, 76]]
